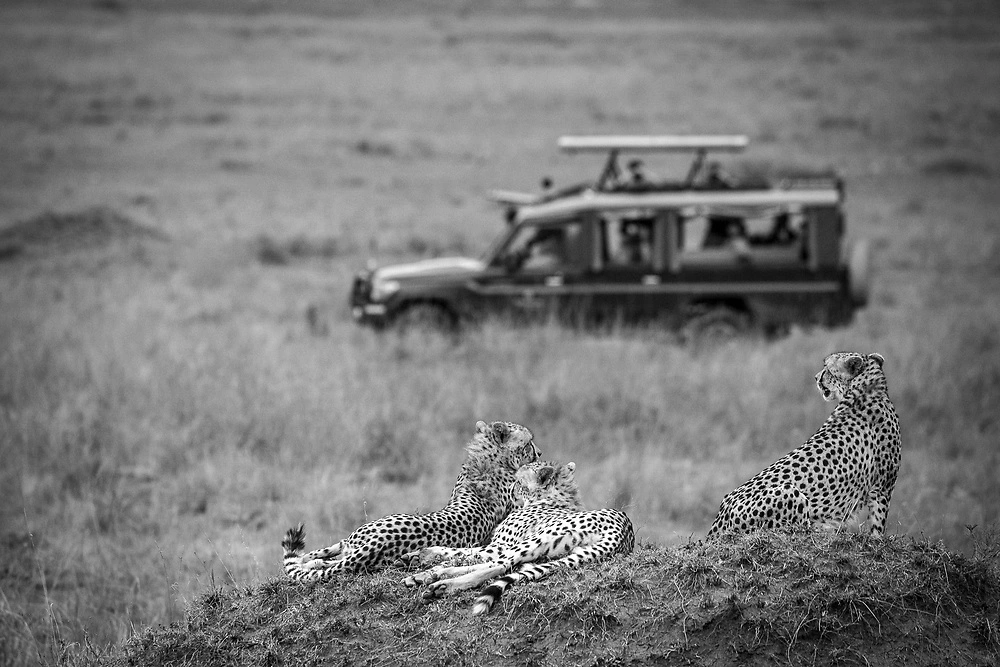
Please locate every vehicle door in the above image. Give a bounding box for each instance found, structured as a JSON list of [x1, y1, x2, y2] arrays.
[[469, 218, 585, 323], [586, 209, 672, 324]]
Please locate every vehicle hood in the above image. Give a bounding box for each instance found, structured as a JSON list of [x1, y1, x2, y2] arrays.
[[373, 256, 486, 281]]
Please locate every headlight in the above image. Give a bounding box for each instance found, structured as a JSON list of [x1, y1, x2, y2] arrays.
[[370, 278, 400, 302]]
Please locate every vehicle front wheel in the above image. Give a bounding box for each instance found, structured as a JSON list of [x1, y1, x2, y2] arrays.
[[392, 302, 458, 335], [680, 308, 750, 348]]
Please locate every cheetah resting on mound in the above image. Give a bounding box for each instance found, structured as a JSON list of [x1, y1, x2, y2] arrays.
[[402, 461, 634, 615], [281, 420, 540, 580], [708, 351, 900, 537]]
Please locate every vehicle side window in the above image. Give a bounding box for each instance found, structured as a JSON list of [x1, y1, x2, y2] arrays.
[[745, 211, 802, 247], [678, 208, 805, 266], [601, 213, 654, 269]]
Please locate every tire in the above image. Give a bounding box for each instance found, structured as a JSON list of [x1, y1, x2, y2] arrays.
[[393, 302, 457, 335], [847, 238, 871, 307], [681, 308, 749, 347]]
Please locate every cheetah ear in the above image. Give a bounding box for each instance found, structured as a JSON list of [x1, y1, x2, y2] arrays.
[[846, 354, 865, 375], [536, 465, 556, 486], [475, 420, 488, 434], [492, 421, 510, 442], [564, 462, 576, 475], [868, 353, 885, 368]]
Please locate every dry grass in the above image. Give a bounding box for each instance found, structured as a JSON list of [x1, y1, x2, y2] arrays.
[[1, 1, 999, 664]]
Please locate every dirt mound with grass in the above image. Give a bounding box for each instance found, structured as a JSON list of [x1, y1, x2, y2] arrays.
[[112, 532, 1000, 667], [0, 207, 166, 259]]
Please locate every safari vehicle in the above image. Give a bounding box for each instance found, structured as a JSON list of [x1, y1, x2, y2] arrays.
[[350, 135, 870, 337]]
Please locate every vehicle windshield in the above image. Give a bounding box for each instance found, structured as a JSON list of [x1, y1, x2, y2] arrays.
[[486, 219, 580, 272], [481, 223, 515, 265]]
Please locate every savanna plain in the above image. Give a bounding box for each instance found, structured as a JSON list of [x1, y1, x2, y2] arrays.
[[1, 1, 999, 664]]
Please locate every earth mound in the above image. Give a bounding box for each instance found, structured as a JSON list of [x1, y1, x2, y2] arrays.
[[113, 531, 1000, 667], [0, 207, 166, 259]]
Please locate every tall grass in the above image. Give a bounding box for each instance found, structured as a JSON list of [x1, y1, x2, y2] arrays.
[[2, 251, 997, 662], [1, 2, 999, 664]]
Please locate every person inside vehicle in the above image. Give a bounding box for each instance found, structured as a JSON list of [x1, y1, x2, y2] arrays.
[[725, 220, 751, 262], [704, 161, 738, 189], [521, 230, 563, 271], [625, 158, 658, 188], [766, 212, 797, 245], [704, 215, 740, 248], [614, 222, 651, 266]]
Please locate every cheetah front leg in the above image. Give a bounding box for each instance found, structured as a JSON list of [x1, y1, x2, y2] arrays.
[[867, 489, 892, 536], [423, 562, 510, 598], [404, 561, 495, 591], [399, 545, 480, 569], [301, 540, 345, 562]]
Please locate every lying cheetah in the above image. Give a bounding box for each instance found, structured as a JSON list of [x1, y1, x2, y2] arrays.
[[281, 420, 540, 580], [708, 351, 900, 537], [403, 461, 635, 615]]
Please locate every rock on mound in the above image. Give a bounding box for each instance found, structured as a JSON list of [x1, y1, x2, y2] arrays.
[[114, 532, 1000, 667], [0, 207, 166, 258]]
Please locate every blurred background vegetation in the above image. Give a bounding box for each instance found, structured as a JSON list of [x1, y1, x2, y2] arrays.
[[0, 0, 998, 663]]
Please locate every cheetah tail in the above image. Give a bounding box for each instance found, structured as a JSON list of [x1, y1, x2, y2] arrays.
[[282, 523, 307, 558], [472, 577, 514, 616]]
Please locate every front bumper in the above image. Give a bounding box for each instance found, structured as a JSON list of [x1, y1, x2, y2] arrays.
[[350, 272, 392, 326], [351, 303, 391, 326]]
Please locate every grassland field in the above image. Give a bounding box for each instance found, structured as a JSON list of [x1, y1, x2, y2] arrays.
[[0, 0, 999, 663]]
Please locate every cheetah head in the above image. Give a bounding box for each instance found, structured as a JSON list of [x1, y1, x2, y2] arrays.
[[513, 461, 583, 509], [815, 352, 885, 401], [473, 420, 540, 470]]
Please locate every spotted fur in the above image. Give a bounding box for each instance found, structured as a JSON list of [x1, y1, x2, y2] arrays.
[[707, 352, 900, 537], [281, 420, 540, 580], [403, 461, 635, 615]]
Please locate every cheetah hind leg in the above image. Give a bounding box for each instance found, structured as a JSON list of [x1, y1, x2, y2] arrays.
[[301, 540, 345, 562], [816, 498, 870, 533], [281, 526, 353, 582]]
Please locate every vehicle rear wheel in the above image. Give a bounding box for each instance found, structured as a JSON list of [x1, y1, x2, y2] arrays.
[[681, 308, 750, 348]]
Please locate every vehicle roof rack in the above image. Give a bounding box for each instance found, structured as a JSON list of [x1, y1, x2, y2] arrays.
[[558, 135, 750, 190], [557, 135, 749, 153]]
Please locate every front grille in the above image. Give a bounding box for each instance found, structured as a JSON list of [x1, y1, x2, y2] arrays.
[[349, 274, 371, 307]]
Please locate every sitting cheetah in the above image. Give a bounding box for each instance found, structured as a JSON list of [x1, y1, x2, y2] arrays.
[[403, 461, 635, 615], [281, 420, 540, 581], [708, 351, 900, 537]]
